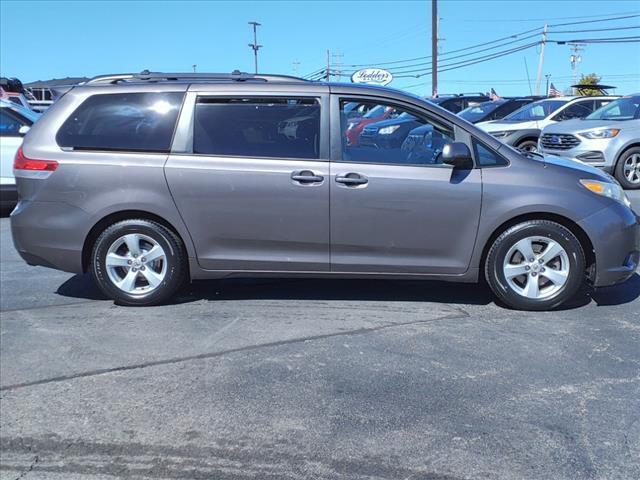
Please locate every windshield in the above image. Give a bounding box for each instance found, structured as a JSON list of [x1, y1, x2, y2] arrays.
[[504, 99, 567, 121], [5, 101, 40, 123], [459, 101, 503, 122], [585, 96, 640, 121]]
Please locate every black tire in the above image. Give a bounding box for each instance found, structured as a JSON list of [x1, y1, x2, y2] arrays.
[[516, 139, 539, 153], [485, 220, 585, 311], [614, 146, 640, 190], [91, 219, 187, 306]]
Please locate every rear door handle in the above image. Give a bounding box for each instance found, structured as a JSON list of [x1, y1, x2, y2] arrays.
[[291, 170, 324, 184], [335, 173, 368, 186]]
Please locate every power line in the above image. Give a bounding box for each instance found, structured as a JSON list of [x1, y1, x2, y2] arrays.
[[549, 25, 640, 34], [337, 31, 543, 74], [452, 11, 640, 23], [549, 13, 640, 27], [341, 26, 543, 68], [550, 35, 640, 44]]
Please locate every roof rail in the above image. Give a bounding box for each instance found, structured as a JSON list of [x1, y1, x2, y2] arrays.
[[85, 70, 310, 85]]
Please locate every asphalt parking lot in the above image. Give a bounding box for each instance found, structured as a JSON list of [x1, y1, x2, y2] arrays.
[[1, 192, 639, 480]]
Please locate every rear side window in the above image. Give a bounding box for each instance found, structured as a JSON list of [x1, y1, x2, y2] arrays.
[[193, 97, 320, 159], [57, 92, 185, 152]]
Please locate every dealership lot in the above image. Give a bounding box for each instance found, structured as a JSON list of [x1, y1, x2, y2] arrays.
[[0, 191, 639, 480]]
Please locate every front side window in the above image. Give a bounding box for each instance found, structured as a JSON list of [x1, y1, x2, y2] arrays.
[[474, 140, 508, 167], [340, 100, 454, 166], [57, 92, 185, 152], [193, 97, 320, 159], [0, 109, 24, 136]]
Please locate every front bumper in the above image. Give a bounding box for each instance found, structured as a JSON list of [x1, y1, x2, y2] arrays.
[[539, 136, 620, 171], [579, 201, 640, 287]]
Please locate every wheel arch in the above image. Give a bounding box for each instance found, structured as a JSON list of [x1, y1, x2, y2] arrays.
[[613, 142, 640, 170], [82, 210, 190, 274], [479, 212, 596, 281]]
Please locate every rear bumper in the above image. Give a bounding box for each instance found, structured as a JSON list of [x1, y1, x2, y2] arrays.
[[579, 202, 640, 287], [11, 200, 88, 274]]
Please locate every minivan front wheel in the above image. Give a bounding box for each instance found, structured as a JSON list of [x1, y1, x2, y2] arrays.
[[91, 219, 186, 306], [485, 220, 585, 311]]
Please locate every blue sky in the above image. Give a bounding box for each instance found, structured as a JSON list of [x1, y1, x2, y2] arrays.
[[1, 0, 639, 96]]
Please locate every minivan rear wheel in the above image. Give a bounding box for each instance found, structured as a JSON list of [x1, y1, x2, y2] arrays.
[[91, 219, 187, 306], [485, 220, 585, 311]]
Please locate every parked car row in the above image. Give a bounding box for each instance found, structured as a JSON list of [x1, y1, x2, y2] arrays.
[[539, 95, 640, 189]]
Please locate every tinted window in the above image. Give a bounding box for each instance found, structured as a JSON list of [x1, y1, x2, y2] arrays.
[[341, 100, 454, 166], [193, 98, 320, 159], [474, 141, 508, 167], [554, 101, 594, 121], [57, 92, 184, 152], [459, 101, 503, 123], [505, 99, 567, 121], [0, 109, 23, 135]]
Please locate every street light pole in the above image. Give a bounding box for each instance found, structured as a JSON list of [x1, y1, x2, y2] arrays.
[[248, 21, 262, 74], [545, 74, 551, 97], [431, 0, 438, 97]]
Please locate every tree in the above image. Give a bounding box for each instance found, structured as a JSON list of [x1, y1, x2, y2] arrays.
[[577, 73, 602, 96]]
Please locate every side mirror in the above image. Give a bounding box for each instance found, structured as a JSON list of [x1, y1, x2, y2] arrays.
[[18, 125, 30, 136], [442, 142, 473, 169]]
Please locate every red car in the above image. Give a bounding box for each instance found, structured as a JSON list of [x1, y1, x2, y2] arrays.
[[345, 104, 399, 146]]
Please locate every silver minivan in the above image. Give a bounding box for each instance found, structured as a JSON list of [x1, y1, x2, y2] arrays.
[[10, 72, 640, 310]]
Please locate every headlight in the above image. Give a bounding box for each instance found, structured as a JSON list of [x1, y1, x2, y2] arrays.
[[490, 130, 515, 139], [579, 128, 620, 139], [347, 122, 358, 130], [580, 179, 631, 207], [379, 125, 401, 135]]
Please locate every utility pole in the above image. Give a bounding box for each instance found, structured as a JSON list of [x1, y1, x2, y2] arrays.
[[192, 64, 197, 73], [248, 21, 262, 74], [431, 0, 438, 97], [326, 49, 331, 80], [534, 23, 548, 96], [545, 74, 551, 96], [570, 43, 584, 94]]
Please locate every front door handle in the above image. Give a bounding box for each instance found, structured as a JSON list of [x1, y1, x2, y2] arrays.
[[335, 173, 368, 186], [291, 170, 324, 184]]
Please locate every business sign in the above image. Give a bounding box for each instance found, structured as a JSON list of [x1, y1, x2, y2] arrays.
[[351, 68, 393, 86]]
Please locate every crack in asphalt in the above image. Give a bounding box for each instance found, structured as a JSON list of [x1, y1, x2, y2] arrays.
[[0, 310, 469, 392]]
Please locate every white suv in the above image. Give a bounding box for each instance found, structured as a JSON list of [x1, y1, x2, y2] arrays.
[[1, 99, 39, 211], [477, 96, 616, 153]]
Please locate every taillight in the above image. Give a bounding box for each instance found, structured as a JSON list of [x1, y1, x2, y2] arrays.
[[13, 147, 59, 171]]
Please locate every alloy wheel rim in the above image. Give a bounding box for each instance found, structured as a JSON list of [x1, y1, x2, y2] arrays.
[[623, 154, 640, 184], [105, 234, 167, 294], [519, 143, 538, 153], [503, 236, 570, 300]]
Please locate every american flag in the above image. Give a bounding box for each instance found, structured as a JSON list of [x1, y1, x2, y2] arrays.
[[490, 88, 501, 101], [549, 83, 562, 97]]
